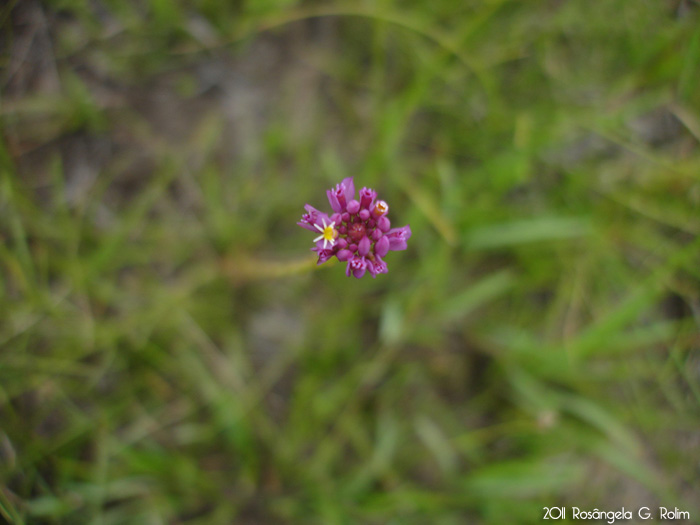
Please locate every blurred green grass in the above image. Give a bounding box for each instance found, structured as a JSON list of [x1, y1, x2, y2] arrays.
[[1, 0, 700, 523]]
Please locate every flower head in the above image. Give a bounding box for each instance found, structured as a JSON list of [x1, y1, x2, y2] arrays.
[[298, 177, 411, 279]]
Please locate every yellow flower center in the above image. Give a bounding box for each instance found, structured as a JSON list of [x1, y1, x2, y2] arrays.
[[313, 219, 337, 249], [323, 224, 336, 242]]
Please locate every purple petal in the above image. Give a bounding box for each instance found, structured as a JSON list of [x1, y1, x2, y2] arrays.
[[358, 236, 371, 256], [368, 256, 388, 278], [297, 220, 318, 232], [298, 204, 330, 232], [359, 187, 376, 210], [374, 235, 390, 257], [377, 216, 391, 232], [312, 247, 335, 265], [347, 255, 366, 279], [337, 249, 352, 261], [327, 177, 356, 213], [327, 189, 342, 213], [341, 177, 355, 202], [346, 200, 360, 215], [352, 267, 366, 278], [386, 225, 412, 251]]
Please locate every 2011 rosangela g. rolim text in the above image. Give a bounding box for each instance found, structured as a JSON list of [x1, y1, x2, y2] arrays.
[[543, 506, 691, 522]]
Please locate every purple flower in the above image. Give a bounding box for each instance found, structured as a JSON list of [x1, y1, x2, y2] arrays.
[[326, 177, 355, 213], [298, 177, 411, 279], [367, 256, 388, 278], [312, 247, 335, 265], [346, 255, 367, 278], [297, 204, 330, 232], [312, 217, 338, 250], [359, 187, 376, 209], [385, 225, 412, 251]]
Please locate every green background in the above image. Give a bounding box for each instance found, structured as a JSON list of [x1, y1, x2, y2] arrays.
[[1, 0, 699, 523]]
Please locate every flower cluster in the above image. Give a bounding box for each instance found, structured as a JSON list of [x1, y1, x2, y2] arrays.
[[297, 177, 411, 278]]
